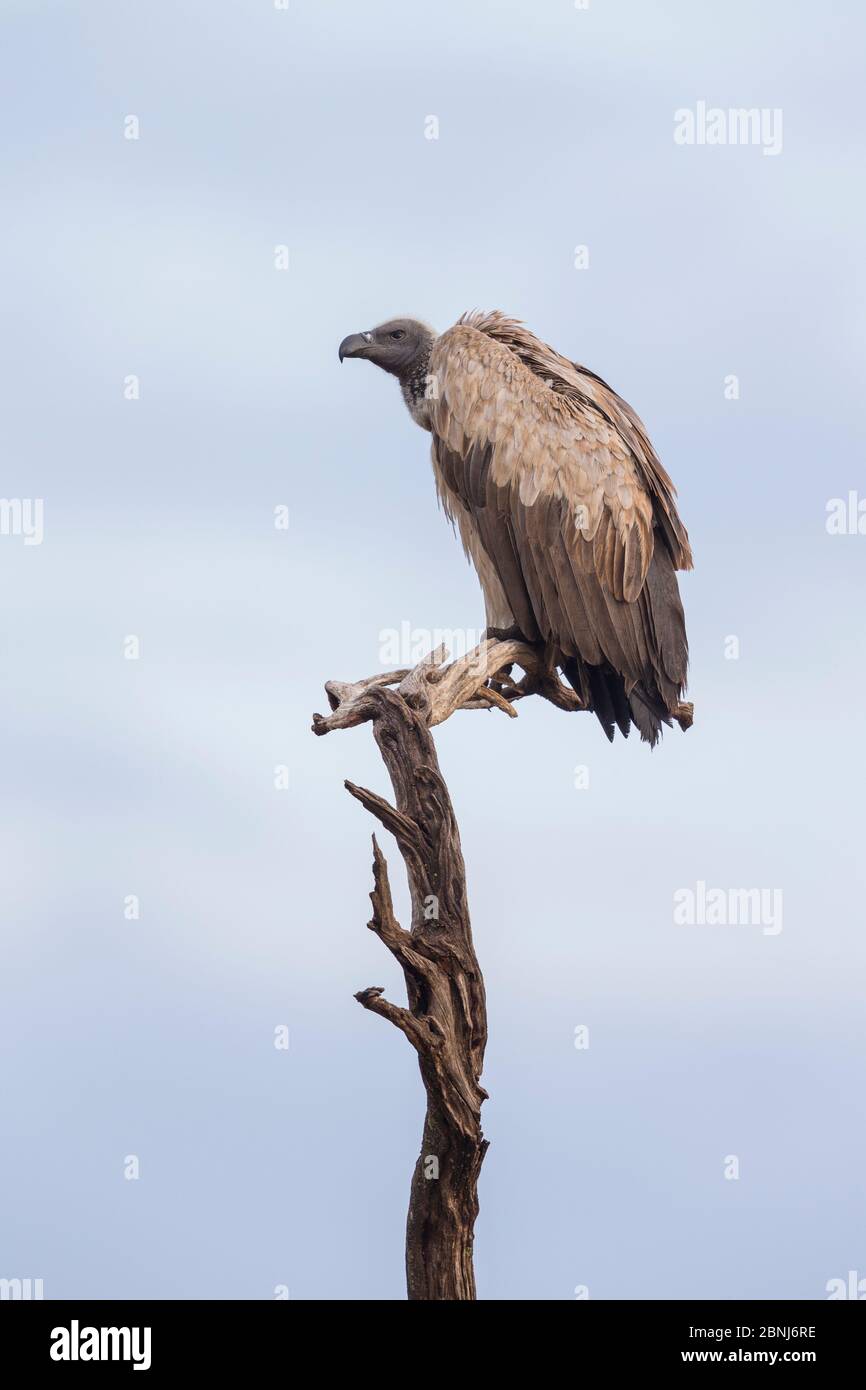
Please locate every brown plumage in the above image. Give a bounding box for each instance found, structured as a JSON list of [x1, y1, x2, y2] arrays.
[[339, 311, 693, 745]]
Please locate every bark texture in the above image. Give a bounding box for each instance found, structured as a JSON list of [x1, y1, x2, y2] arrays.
[[313, 640, 671, 1299], [348, 692, 488, 1302]]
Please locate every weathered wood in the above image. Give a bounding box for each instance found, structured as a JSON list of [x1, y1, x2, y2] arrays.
[[325, 684, 488, 1298], [312, 637, 585, 739], [313, 643, 533, 1300], [312, 639, 691, 1298]]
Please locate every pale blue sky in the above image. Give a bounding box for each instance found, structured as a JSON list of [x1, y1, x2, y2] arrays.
[[2, 0, 864, 1299]]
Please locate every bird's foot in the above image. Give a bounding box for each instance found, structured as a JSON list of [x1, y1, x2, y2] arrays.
[[487, 663, 515, 698], [674, 701, 694, 731], [484, 624, 525, 643]]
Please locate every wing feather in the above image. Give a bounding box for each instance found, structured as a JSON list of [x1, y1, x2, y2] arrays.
[[428, 319, 690, 732]]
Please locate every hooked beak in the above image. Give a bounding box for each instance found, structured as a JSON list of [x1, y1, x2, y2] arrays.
[[338, 331, 373, 362]]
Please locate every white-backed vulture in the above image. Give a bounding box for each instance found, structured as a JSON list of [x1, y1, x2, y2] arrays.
[[339, 310, 693, 745]]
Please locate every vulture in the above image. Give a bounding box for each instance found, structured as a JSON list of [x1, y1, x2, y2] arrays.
[[339, 311, 693, 745]]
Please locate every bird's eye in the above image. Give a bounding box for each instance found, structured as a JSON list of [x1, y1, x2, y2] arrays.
[[389, 330, 405, 340]]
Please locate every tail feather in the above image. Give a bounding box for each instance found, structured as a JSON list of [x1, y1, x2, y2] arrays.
[[563, 656, 682, 747], [627, 684, 673, 747], [564, 658, 630, 742]]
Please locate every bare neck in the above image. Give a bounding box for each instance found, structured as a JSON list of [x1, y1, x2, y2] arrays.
[[398, 342, 435, 431]]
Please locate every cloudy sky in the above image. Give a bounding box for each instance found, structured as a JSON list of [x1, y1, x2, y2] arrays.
[[2, 0, 865, 1299]]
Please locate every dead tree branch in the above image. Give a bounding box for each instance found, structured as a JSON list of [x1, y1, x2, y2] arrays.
[[312, 637, 691, 1298], [313, 638, 560, 1300], [312, 636, 585, 739], [312, 638, 693, 1298]]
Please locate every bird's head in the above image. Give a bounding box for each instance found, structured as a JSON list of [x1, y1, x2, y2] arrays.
[[338, 318, 436, 378]]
